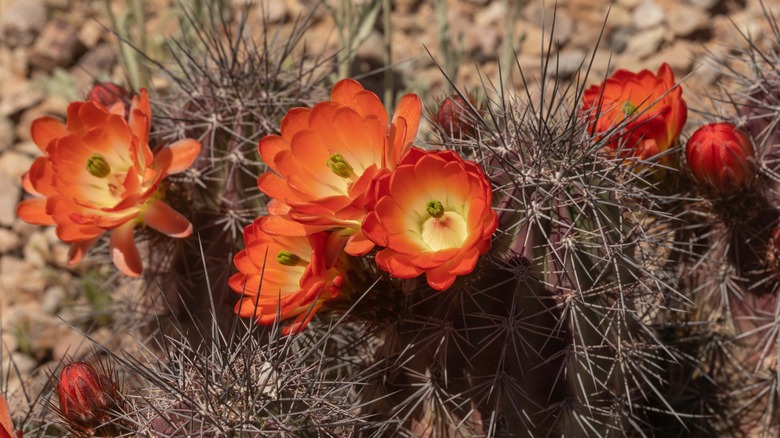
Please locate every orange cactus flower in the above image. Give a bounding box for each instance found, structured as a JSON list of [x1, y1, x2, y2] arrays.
[[257, 79, 421, 256], [16, 89, 201, 277], [362, 147, 498, 291], [581, 63, 687, 161], [228, 216, 348, 335]]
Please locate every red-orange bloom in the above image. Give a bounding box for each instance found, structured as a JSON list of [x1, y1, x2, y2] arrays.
[[581, 63, 687, 161], [16, 89, 201, 277], [686, 122, 756, 194], [257, 79, 421, 256], [228, 216, 348, 335], [362, 147, 498, 291]]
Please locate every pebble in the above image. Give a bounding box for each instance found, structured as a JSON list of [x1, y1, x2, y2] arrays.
[[632, 0, 666, 30], [0, 174, 19, 226], [0, 0, 46, 47], [1, 352, 36, 377], [668, 4, 709, 38], [22, 230, 49, 268], [0, 78, 44, 116], [0, 227, 20, 253], [624, 25, 666, 60], [42, 285, 66, 315], [77, 20, 104, 49], [552, 48, 587, 78], [30, 18, 84, 71], [0, 117, 14, 152], [0, 256, 47, 298], [0, 150, 33, 180], [685, 0, 721, 10]]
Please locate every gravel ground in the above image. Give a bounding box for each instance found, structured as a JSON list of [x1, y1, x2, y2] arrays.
[[0, 0, 776, 414]]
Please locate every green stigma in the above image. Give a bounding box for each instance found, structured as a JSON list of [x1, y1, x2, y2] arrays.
[[426, 200, 444, 219], [276, 251, 302, 267], [86, 154, 111, 178], [622, 101, 637, 117], [327, 153, 355, 178]]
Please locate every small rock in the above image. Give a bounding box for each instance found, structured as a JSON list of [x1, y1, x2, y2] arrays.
[[551, 48, 587, 77], [30, 19, 84, 71], [474, 27, 501, 61], [0, 150, 34, 180], [617, 0, 643, 8], [1, 332, 18, 353], [0, 117, 15, 152], [263, 0, 288, 23], [632, 0, 665, 30], [355, 31, 386, 65], [624, 25, 666, 59], [476, 1, 506, 27], [668, 4, 709, 37], [0, 0, 46, 47], [609, 26, 634, 53], [51, 242, 71, 268], [2, 352, 36, 377], [23, 230, 49, 268], [0, 78, 44, 116], [42, 285, 66, 314], [3, 303, 67, 360], [53, 327, 112, 362], [0, 46, 29, 80], [684, 0, 721, 10], [0, 175, 20, 226], [645, 40, 694, 72], [0, 256, 47, 299], [77, 20, 104, 49], [13, 141, 41, 157], [0, 228, 20, 253]]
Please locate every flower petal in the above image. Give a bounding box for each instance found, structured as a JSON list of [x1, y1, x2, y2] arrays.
[[142, 199, 193, 238], [17, 198, 55, 225], [30, 117, 68, 152], [153, 138, 201, 176], [110, 221, 142, 277], [68, 236, 101, 265]]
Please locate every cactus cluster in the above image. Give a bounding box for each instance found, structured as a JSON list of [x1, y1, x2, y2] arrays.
[[9, 2, 780, 437]]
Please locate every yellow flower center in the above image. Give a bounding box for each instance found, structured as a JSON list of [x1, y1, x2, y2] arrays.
[[426, 199, 444, 219], [86, 153, 111, 178], [276, 250, 304, 267], [622, 101, 637, 117], [421, 210, 468, 251], [327, 153, 356, 179]]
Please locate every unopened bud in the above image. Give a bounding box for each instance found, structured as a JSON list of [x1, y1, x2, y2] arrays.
[[436, 94, 478, 138], [686, 122, 756, 195], [87, 82, 129, 114], [57, 362, 120, 433]]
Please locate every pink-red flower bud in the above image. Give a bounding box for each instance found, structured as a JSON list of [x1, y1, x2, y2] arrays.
[[86, 82, 129, 114], [686, 122, 756, 194], [436, 94, 479, 138], [56, 362, 121, 432]]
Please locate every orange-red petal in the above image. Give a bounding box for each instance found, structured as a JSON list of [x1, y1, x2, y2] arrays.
[[142, 199, 193, 238], [110, 221, 142, 277]]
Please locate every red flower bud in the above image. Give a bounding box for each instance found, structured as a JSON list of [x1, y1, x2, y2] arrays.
[[86, 82, 129, 114], [56, 362, 121, 433], [686, 122, 756, 194], [436, 94, 479, 138]]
